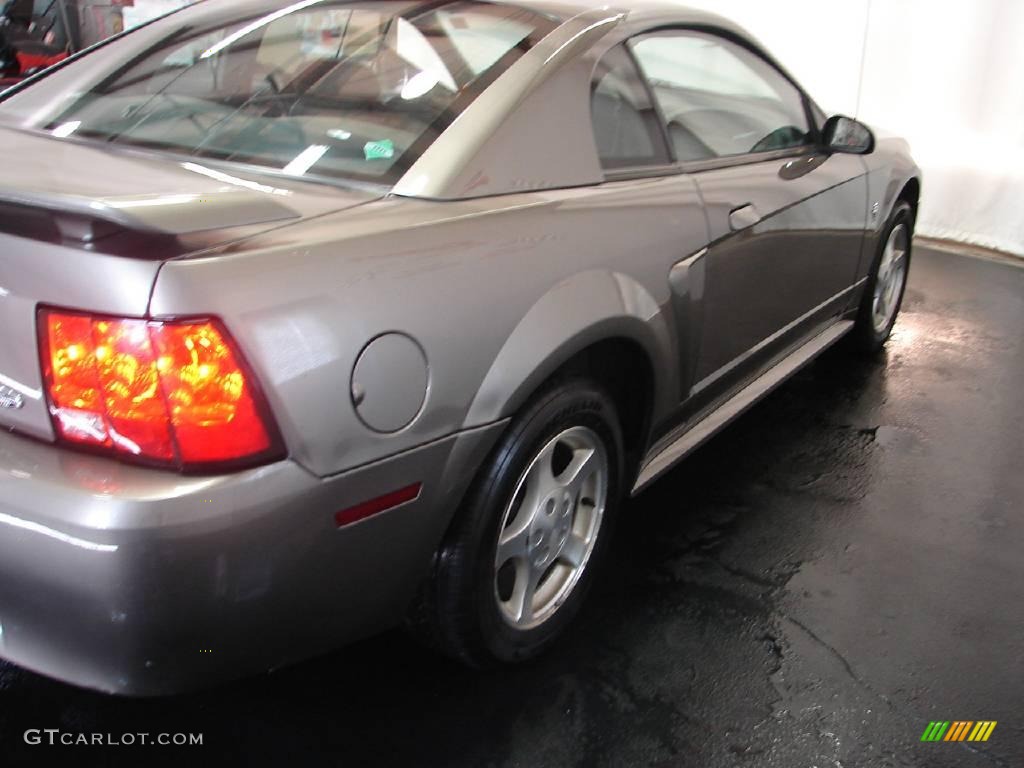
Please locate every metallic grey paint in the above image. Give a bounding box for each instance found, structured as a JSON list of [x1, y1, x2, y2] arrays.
[[0, 0, 920, 693]]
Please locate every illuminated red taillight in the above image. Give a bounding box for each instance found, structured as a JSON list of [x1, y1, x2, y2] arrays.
[[40, 308, 284, 472]]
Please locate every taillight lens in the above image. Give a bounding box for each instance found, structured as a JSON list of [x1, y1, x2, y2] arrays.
[[40, 308, 284, 472]]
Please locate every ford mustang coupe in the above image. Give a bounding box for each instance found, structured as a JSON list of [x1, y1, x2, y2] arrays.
[[0, 0, 919, 694]]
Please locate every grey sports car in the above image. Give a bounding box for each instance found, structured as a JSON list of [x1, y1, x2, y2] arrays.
[[0, 0, 919, 695]]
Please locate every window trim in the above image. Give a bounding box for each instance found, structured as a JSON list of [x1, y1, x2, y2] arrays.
[[592, 24, 826, 182], [676, 144, 818, 174], [603, 162, 682, 183]]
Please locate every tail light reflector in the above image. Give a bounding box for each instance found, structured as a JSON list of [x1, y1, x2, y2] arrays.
[[40, 308, 284, 472]]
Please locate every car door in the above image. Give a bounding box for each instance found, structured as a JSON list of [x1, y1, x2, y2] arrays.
[[588, 42, 712, 402], [630, 31, 868, 408]]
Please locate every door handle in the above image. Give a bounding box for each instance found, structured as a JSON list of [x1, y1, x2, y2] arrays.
[[729, 203, 761, 231]]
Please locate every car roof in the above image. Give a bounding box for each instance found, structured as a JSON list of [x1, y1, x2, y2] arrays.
[[492, 0, 745, 32], [489, 0, 766, 62], [490, 0, 675, 19]]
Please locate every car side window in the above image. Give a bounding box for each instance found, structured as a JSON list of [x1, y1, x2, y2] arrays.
[[630, 32, 812, 162], [590, 44, 671, 171]]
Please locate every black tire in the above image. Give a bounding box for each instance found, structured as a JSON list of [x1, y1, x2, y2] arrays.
[[411, 378, 624, 667], [850, 200, 914, 354]]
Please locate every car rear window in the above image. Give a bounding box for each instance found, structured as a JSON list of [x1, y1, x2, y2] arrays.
[[2, 1, 554, 185]]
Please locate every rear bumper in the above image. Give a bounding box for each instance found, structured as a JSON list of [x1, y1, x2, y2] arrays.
[[0, 423, 504, 695]]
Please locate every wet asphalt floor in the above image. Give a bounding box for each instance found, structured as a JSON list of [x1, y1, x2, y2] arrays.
[[1, 244, 1022, 767]]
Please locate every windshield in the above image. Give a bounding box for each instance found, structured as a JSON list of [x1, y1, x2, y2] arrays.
[[0, 1, 554, 184]]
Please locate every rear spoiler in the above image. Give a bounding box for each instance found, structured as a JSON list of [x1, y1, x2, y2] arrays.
[[0, 185, 300, 260], [0, 184, 299, 240], [0, 124, 300, 253]]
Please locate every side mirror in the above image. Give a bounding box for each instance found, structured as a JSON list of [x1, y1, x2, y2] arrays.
[[823, 115, 875, 155]]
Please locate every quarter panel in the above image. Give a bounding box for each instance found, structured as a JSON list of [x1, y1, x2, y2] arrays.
[[149, 176, 707, 477], [465, 271, 674, 427]]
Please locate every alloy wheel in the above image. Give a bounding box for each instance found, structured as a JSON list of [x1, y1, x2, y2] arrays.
[[493, 426, 609, 630], [872, 223, 909, 333]]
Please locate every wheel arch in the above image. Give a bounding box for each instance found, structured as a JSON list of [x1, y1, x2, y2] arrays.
[[898, 177, 921, 227], [899, 177, 921, 209], [464, 269, 676, 470], [410, 274, 672, 649]]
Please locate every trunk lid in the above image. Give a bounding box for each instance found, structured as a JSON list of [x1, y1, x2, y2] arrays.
[[0, 126, 379, 438]]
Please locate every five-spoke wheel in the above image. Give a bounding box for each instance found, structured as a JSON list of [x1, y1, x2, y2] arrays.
[[872, 222, 909, 334], [494, 426, 608, 629], [852, 200, 914, 353], [412, 379, 622, 666]]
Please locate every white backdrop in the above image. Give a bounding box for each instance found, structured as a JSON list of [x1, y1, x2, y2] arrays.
[[681, 0, 1024, 257]]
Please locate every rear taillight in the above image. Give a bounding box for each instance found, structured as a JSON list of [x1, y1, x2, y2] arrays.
[[39, 308, 284, 472]]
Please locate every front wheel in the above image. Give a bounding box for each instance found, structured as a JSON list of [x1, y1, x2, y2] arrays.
[[850, 201, 913, 353], [412, 379, 624, 666]]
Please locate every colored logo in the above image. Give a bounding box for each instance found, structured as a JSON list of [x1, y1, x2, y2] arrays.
[[921, 721, 997, 742]]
